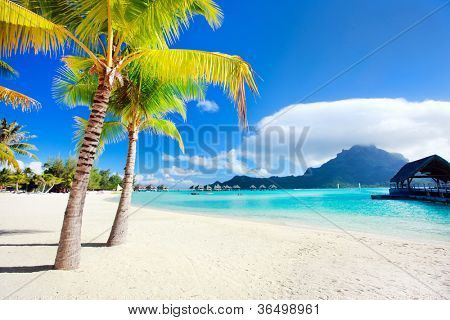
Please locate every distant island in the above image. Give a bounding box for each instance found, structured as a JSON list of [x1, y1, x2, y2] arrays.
[[214, 145, 408, 189]]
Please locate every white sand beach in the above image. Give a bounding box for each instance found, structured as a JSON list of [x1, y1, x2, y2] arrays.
[[0, 193, 449, 300]]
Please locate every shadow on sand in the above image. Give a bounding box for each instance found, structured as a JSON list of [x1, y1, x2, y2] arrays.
[[0, 243, 106, 248], [0, 242, 106, 273], [0, 265, 54, 273], [0, 229, 51, 236]]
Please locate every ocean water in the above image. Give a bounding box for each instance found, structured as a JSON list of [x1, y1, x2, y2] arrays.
[[131, 188, 450, 242]]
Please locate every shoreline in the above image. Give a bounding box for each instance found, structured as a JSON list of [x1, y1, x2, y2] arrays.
[[118, 194, 450, 247], [1, 192, 449, 299]]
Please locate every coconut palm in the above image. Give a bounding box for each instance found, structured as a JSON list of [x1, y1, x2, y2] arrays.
[[36, 173, 62, 193], [0, 118, 38, 170], [1, 0, 257, 270], [0, 59, 40, 110], [8, 170, 28, 193], [107, 79, 203, 246], [61, 64, 200, 246]]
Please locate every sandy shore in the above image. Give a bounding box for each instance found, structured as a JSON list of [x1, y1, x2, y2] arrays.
[[0, 192, 449, 299]]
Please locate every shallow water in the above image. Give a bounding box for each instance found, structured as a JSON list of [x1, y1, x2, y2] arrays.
[[131, 188, 450, 242]]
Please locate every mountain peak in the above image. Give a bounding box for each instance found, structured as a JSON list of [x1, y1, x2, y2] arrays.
[[217, 145, 408, 189]]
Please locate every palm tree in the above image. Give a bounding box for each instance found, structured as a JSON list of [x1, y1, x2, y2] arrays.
[[107, 78, 202, 246], [0, 118, 38, 170], [0, 59, 40, 110], [36, 173, 62, 193], [63, 66, 198, 246], [0, 167, 11, 190], [8, 170, 28, 193], [1, 0, 257, 270]]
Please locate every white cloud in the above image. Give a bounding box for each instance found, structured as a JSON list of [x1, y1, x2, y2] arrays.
[[164, 166, 199, 177], [150, 98, 450, 184], [197, 100, 219, 113], [178, 154, 190, 161], [162, 153, 175, 161], [250, 98, 450, 173], [0, 161, 43, 174], [28, 161, 44, 174], [135, 174, 160, 185]]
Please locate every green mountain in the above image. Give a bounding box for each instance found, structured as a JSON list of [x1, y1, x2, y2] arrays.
[[217, 145, 408, 189]]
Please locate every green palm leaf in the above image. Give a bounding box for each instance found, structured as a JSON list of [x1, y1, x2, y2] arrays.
[[0, 118, 37, 169], [125, 49, 258, 127], [0, 59, 18, 77], [0, 0, 67, 56], [140, 118, 184, 153], [73, 116, 126, 157], [0, 85, 40, 110]]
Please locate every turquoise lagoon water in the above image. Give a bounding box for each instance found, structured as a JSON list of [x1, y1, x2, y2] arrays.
[[131, 188, 450, 242]]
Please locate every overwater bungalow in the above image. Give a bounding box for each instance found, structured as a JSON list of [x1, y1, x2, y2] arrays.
[[250, 185, 257, 191], [146, 185, 157, 192], [134, 185, 146, 192], [224, 185, 232, 191], [213, 184, 222, 191], [157, 185, 169, 192], [268, 184, 277, 190], [197, 185, 204, 191], [206, 185, 212, 191], [259, 185, 267, 190], [372, 155, 450, 203], [233, 185, 241, 190]]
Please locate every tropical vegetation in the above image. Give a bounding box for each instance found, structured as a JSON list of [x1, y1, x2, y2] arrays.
[[0, 59, 40, 110], [0, 118, 38, 170], [62, 63, 203, 246], [0, 0, 258, 270], [0, 157, 122, 193]]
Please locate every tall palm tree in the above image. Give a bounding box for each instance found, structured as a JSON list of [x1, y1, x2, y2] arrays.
[[0, 59, 40, 110], [1, 0, 257, 270], [0, 118, 38, 170], [57, 64, 200, 246], [106, 77, 203, 246]]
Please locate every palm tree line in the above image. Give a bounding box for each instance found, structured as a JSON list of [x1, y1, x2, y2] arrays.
[[0, 0, 258, 270], [0, 157, 123, 193]]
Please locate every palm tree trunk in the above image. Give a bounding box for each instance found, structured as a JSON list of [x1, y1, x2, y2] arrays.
[[54, 70, 113, 270], [107, 128, 138, 246]]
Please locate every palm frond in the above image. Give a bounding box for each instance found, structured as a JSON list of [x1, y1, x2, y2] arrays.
[[0, 0, 67, 56], [0, 85, 40, 110], [125, 49, 258, 128], [0, 59, 18, 78], [0, 142, 19, 170], [123, 0, 223, 48], [73, 116, 126, 157], [140, 118, 184, 153], [10, 146, 38, 160], [53, 64, 97, 107], [0, 118, 37, 165]]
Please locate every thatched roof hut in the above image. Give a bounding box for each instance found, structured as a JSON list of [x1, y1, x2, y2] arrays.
[[259, 185, 266, 190], [250, 185, 256, 190], [391, 155, 450, 188]]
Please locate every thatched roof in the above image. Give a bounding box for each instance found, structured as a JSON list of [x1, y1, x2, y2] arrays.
[[390, 155, 450, 183]]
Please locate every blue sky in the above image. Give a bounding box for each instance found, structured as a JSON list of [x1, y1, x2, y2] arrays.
[[2, 0, 450, 186]]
